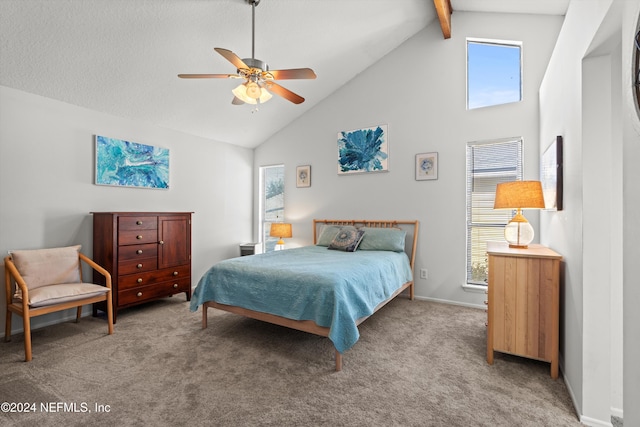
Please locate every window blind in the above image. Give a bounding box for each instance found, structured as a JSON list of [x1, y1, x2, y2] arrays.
[[466, 138, 523, 284]]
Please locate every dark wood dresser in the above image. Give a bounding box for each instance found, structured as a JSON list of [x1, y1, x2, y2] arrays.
[[91, 212, 192, 322]]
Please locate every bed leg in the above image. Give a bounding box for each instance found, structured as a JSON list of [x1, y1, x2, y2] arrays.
[[410, 282, 415, 300], [335, 350, 342, 372], [202, 304, 208, 329]]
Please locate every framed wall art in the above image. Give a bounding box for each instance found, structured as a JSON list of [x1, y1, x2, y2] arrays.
[[95, 135, 170, 189], [415, 152, 438, 181], [541, 135, 563, 210], [296, 165, 311, 188], [337, 124, 388, 175]]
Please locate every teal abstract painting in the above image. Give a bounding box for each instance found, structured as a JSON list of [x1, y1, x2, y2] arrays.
[[95, 136, 169, 189], [337, 125, 388, 175]]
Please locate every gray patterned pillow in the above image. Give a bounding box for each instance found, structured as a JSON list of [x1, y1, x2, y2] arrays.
[[328, 227, 365, 252]]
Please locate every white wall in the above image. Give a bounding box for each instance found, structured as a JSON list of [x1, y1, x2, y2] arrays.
[[539, 0, 638, 425], [622, 2, 640, 427], [0, 85, 254, 335], [254, 12, 563, 310]]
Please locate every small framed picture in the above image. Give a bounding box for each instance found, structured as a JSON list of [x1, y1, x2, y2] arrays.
[[296, 165, 311, 188], [415, 152, 438, 181]]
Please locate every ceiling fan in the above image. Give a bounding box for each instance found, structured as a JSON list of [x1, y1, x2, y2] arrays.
[[178, 0, 316, 106]]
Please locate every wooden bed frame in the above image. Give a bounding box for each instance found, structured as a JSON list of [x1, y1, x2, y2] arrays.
[[201, 219, 419, 371]]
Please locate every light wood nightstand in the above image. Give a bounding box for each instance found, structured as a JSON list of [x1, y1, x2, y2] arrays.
[[486, 241, 562, 379]]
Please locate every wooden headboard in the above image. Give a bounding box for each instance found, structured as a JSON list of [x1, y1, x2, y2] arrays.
[[312, 219, 419, 270]]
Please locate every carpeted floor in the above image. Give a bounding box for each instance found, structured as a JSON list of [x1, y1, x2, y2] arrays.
[[1, 297, 583, 426]]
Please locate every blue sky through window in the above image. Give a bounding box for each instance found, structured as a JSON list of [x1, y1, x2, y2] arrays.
[[467, 40, 522, 109]]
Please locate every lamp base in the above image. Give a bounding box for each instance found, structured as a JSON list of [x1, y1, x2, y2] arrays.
[[504, 212, 535, 248]]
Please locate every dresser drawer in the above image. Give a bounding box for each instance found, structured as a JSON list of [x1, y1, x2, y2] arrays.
[[118, 278, 191, 306], [119, 229, 158, 246], [118, 265, 191, 290], [118, 216, 157, 231], [118, 243, 158, 261], [118, 257, 158, 275]]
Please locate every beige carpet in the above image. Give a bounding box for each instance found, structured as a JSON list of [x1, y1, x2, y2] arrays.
[[1, 297, 583, 426]]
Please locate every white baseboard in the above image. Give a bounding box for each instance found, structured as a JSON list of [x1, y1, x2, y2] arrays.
[[579, 415, 613, 427], [610, 407, 623, 419], [414, 295, 486, 310]]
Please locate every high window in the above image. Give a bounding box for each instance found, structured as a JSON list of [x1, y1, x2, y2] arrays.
[[467, 38, 522, 109], [259, 164, 285, 253], [466, 138, 523, 285]]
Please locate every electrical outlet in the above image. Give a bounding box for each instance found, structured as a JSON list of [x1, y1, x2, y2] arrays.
[[420, 269, 428, 279]]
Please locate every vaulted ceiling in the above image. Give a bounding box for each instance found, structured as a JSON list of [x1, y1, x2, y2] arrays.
[[0, 0, 569, 149]]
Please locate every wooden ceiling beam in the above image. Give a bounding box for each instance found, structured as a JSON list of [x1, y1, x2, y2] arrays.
[[434, 0, 452, 39]]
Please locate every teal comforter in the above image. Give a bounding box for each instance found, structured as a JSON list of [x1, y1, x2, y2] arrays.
[[190, 245, 413, 353]]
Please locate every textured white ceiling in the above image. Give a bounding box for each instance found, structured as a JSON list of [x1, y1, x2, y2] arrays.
[[0, 0, 569, 148]]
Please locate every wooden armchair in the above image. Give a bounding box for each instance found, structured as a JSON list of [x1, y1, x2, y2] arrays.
[[4, 245, 113, 361]]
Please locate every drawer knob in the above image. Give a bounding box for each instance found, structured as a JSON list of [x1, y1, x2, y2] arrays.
[[484, 300, 488, 305], [137, 263, 143, 269], [137, 278, 143, 283], [137, 292, 143, 297], [159, 240, 164, 245], [136, 249, 143, 254], [173, 271, 179, 276], [136, 235, 143, 240], [136, 220, 142, 225], [173, 283, 178, 289]]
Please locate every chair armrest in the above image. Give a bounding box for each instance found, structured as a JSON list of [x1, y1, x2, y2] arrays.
[[4, 255, 30, 302], [79, 253, 112, 290]]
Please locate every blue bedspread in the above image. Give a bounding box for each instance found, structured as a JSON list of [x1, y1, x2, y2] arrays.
[[190, 246, 413, 353]]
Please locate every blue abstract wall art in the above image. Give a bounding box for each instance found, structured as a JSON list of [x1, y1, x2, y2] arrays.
[[95, 135, 169, 189], [337, 124, 389, 175]]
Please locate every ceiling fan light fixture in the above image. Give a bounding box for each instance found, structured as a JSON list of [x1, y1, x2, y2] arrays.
[[245, 81, 262, 99], [178, 0, 315, 107], [232, 82, 272, 104]]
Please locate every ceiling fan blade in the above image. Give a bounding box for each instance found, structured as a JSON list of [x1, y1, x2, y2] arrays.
[[178, 73, 240, 79], [232, 96, 245, 105], [265, 82, 305, 104], [214, 48, 249, 70], [268, 68, 317, 80]]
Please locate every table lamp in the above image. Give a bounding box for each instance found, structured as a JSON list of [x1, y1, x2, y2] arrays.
[[494, 181, 545, 248], [269, 223, 292, 249]]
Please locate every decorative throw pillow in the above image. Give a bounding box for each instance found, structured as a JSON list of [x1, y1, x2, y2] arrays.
[[328, 227, 365, 252], [358, 227, 406, 252], [316, 225, 343, 246]]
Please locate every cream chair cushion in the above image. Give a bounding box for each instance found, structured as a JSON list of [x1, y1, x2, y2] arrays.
[[27, 283, 109, 307]]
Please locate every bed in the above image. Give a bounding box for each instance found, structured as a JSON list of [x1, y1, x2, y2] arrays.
[[190, 219, 419, 371]]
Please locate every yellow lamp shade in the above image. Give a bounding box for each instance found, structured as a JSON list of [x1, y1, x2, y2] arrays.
[[494, 181, 545, 210], [269, 223, 292, 245]]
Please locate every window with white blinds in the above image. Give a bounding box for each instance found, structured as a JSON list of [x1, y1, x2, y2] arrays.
[[259, 164, 285, 253], [466, 138, 523, 285]]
